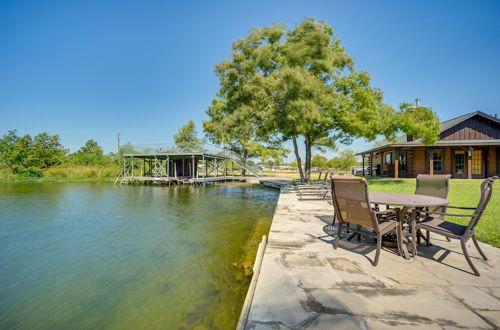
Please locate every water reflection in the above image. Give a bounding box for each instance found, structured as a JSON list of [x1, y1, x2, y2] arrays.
[[0, 182, 278, 329]]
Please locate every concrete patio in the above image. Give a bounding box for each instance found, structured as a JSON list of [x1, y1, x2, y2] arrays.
[[244, 186, 500, 329]]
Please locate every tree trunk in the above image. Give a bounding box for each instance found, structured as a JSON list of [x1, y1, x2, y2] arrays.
[[304, 135, 312, 182], [292, 136, 305, 182]]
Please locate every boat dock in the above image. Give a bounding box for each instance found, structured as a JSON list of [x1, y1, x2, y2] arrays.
[[115, 143, 262, 186]]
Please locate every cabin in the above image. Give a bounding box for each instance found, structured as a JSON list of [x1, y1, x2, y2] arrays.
[[357, 111, 500, 179]]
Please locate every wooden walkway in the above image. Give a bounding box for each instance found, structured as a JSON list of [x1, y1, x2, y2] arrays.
[[119, 176, 248, 185]]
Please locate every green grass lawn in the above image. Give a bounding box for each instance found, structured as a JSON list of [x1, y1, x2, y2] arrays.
[[366, 179, 499, 248], [300, 175, 499, 247]]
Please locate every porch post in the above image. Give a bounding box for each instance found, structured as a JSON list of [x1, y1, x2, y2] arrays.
[[370, 154, 374, 177], [362, 155, 365, 177], [394, 150, 399, 179], [429, 149, 434, 175], [382, 152, 385, 177]]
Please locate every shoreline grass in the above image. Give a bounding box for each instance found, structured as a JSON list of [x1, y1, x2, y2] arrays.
[[0, 164, 120, 183]]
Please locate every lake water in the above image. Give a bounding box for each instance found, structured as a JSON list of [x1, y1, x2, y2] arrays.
[[0, 182, 278, 329]]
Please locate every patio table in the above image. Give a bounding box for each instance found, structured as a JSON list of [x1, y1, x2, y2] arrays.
[[369, 192, 449, 259]]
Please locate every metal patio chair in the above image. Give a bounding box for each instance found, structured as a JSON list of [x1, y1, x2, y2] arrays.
[[414, 174, 452, 245], [296, 170, 329, 190], [412, 176, 497, 276], [331, 177, 397, 266]]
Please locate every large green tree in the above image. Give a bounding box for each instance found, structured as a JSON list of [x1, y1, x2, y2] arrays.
[[174, 120, 204, 151], [337, 149, 359, 170], [208, 18, 440, 182], [204, 81, 289, 166], [311, 154, 328, 169], [0, 130, 67, 176], [69, 139, 108, 165]]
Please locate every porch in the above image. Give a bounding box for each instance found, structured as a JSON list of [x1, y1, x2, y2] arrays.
[[360, 146, 500, 179]]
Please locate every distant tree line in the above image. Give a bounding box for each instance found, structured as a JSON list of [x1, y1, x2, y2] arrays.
[[289, 149, 359, 171], [0, 129, 117, 178]]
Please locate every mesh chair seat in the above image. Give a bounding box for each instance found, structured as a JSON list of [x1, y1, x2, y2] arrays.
[[378, 218, 398, 234], [417, 216, 467, 237]]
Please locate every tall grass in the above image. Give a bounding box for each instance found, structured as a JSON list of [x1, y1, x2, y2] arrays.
[[43, 164, 120, 179]]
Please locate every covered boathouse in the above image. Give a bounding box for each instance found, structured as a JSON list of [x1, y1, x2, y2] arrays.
[[357, 111, 500, 179], [115, 143, 261, 185]]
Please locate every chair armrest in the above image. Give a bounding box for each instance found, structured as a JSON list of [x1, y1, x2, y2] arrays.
[[446, 205, 476, 210], [373, 209, 395, 215], [426, 212, 474, 217]]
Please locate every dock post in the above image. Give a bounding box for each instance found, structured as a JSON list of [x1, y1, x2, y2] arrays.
[[192, 155, 195, 179], [132, 157, 134, 177], [202, 156, 206, 178]]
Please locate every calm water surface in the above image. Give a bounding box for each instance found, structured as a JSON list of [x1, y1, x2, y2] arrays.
[[0, 182, 278, 329]]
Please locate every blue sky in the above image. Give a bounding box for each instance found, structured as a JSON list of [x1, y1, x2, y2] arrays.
[[1, 0, 499, 161]]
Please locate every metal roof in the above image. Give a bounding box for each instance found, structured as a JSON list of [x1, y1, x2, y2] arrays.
[[357, 111, 500, 155]]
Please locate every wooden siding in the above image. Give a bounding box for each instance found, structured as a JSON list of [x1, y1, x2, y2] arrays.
[[440, 116, 500, 140], [444, 147, 452, 174], [488, 147, 497, 176], [413, 147, 426, 176], [406, 149, 415, 177]]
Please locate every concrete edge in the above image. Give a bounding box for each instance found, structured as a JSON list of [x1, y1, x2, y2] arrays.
[[236, 235, 268, 330]]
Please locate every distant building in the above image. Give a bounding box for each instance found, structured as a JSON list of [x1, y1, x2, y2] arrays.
[[357, 111, 500, 179]]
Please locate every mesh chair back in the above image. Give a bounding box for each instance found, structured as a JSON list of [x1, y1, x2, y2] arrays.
[[466, 177, 497, 234], [415, 174, 451, 198], [331, 177, 378, 231], [416, 174, 451, 213]]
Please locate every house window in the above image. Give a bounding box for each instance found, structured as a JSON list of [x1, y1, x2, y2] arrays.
[[432, 150, 443, 172], [472, 150, 483, 175], [399, 151, 407, 170], [454, 150, 465, 175], [385, 152, 392, 165]]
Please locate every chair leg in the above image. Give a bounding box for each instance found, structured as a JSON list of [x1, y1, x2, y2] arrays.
[[461, 238, 480, 276], [426, 230, 431, 247], [446, 237, 451, 242], [472, 235, 488, 261], [334, 222, 342, 249], [332, 213, 336, 227], [373, 233, 382, 266]]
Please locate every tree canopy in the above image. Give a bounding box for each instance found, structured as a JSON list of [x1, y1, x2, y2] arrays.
[[174, 120, 204, 151], [311, 154, 328, 169], [206, 18, 440, 182], [0, 130, 67, 176], [69, 140, 108, 165]]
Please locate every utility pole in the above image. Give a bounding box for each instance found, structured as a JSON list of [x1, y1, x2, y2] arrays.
[[117, 133, 121, 153]]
